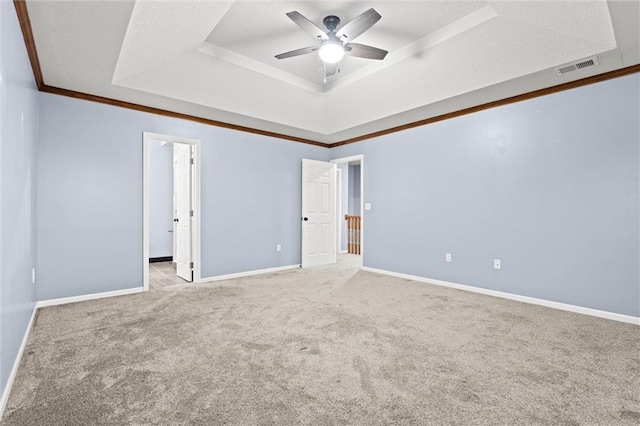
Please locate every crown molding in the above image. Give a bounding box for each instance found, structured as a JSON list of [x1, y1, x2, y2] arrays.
[[13, 0, 43, 90], [332, 63, 640, 147], [38, 85, 328, 147]]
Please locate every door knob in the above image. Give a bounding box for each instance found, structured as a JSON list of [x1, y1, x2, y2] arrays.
[[302, 217, 309, 221]]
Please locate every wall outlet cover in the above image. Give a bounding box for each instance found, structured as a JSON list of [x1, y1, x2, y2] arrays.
[[494, 259, 501, 270]]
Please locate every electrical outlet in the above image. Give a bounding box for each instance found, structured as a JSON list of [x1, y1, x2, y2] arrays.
[[445, 253, 452, 263], [494, 259, 501, 270], [32, 268, 36, 284], [276, 244, 281, 252]]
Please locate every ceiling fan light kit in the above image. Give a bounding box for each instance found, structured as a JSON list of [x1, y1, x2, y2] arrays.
[[275, 8, 388, 81], [318, 42, 344, 64]]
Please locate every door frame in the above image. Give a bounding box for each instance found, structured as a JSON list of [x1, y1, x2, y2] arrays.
[[331, 154, 364, 264], [335, 167, 342, 254], [142, 132, 202, 291]]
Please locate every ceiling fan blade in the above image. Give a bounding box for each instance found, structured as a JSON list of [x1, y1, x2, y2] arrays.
[[286, 11, 329, 41], [275, 46, 319, 60], [336, 8, 381, 42], [344, 43, 388, 60]]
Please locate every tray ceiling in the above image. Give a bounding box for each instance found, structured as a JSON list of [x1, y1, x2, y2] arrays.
[[25, 0, 640, 144]]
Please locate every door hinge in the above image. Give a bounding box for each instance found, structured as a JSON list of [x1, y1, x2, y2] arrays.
[[190, 158, 194, 165], [190, 262, 194, 269], [190, 210, 194, 217]]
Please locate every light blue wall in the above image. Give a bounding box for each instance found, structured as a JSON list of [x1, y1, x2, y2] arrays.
[[330, 74, 640, 317], [37, 93, 328, 300], [0, 2, 38, 402], [348, 164, 361, 215], [148, 140, 173, 258], [202, 127, 328, 277]]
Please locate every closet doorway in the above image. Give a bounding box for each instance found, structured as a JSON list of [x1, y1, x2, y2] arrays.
[[142, 132, 202, 291]]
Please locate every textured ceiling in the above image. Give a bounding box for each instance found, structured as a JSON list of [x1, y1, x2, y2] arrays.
[[25, 0, 640, 144]]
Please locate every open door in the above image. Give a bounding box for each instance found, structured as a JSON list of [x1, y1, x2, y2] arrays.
[[301, 159, 336, 268], [174, 144, 193, 281]]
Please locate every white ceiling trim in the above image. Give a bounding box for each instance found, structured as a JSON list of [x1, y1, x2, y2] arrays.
[[327, 5, 498, 92], [197, 41, 324, 93], [489, 0, 616, 48], [114, 50, 331, 133], [112, 0, 236, 83], [196, 5, 499, 94]]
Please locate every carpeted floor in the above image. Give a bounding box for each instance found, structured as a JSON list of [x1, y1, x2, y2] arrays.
[[2, 255, 639, 425]]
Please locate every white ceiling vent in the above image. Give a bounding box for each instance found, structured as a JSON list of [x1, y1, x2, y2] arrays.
[[555, 57, 599, 75]]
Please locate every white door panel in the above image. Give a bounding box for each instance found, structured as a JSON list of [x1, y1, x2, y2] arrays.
[[302, 159, 336, 267], [172, 144, 178, 264], [175, 144, 193, 281]]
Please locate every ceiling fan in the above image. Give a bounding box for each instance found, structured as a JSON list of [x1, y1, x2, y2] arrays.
[[274, 8, 388, 82]]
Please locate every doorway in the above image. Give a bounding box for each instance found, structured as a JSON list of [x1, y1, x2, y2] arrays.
[[299, 155, 364, 269], [142, 132, 201, 291], [331, 155, 364, 266]]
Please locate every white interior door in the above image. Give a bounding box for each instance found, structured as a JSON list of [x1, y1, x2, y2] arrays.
[[174, 144, 193, 281], [336, 168, 342, 254], [172, 144, 178, 264], [301, 159, 336, 268]]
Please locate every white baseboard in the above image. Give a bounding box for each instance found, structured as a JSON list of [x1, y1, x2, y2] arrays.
[[36, 287, 145, 308], [0, 305, 37, 421], [361, 267, 640, 326], [200, 264, 301, 283]]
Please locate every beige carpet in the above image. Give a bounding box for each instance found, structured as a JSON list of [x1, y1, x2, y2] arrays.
[[2, 255, 639, 425]]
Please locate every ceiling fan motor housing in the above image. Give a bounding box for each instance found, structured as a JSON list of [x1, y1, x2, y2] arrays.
[[323, 15, 340, 32]]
